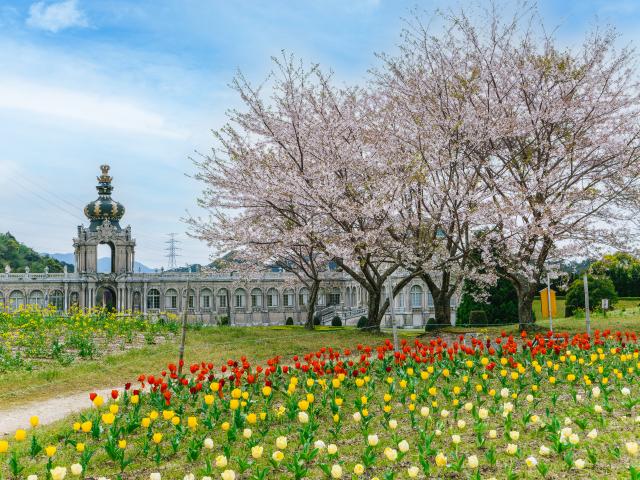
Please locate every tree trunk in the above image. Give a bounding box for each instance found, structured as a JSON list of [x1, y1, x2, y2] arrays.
[[305, 280, 320, 330], [422, 272, 454, 326], [515, 284, 536, 331], [433, 296, 451, 325], [365, 290, 383, 331]]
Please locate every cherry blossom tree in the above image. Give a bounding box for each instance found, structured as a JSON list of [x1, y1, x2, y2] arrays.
[[396, 4, 640, 329], [371, 13, 496, 325]]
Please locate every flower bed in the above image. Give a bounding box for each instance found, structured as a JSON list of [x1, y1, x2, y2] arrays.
[[2, 330, 640, 479], [0, 307, 179, 372]]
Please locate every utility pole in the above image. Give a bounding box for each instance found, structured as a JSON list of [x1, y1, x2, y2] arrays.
[[165, 233, 181, 270], [583, 272, 591, 336], [386, 275, 398, 352], [178, 264, 191, 376]]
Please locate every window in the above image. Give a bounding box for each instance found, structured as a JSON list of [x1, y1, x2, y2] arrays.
[[147, 289, 160, 309], [29, 290, 44, 308], [328, 288, 341, 306], [450, 295, 456, 307], [317, 288, 326, 306], [427, 291, 434, 307], [132, 292, 141, 312], [410, 285, 423, 308], [395, 290, 405, 309], [165, 289, 178, 309], [187, 289, 195, 309], [9, 291, 24, 310], [351, 288, 356, 307], [0, 292, 4, 307], [234, 289, 246, 308], [266, 288, 279, 307], [200, 289, 212, 309], [217, 289, 228, 309], [298, 288, 309, 307], [49, 290, 64, 310], [283, 289, 294, 307], [251, 288, 262, 308], [70, 292, 79, 307]]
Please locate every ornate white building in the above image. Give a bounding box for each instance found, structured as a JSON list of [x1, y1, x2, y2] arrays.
[[0, 166, 457, 327]]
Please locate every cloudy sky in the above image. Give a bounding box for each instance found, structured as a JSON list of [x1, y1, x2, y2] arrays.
[[1, 0, 639, 268]]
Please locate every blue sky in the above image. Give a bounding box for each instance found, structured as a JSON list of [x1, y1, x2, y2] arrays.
[[1, 0, 639, 268]]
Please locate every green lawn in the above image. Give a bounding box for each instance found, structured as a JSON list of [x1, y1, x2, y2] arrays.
[[3, 300, 640, 411], [0, 326, 412, 410], [3, 325, 640, 479]]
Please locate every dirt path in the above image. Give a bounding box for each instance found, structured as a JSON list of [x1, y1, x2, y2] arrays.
[[0, 387, 120, 437]]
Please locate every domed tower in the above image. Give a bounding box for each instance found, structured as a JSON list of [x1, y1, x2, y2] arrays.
[[84, 165, 126, 231], [74, 165, 136, 274]]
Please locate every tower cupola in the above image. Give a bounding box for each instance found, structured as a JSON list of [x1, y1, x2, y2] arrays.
[[83, 165, 125, 231]]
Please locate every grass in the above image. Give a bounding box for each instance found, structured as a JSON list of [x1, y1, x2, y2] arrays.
[[0, 326, 420, 410], [2, 330, 640, 479], [2, 300, 640, 412]]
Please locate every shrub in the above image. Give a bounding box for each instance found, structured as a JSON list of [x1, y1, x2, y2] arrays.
[[218, 316, 230, 326], [469, 310, 488, 326], [285, 317, 294, 325], [565, 275, 618, 317], [356, 316, 368, 329], [425, 318, 442, 331], [331, 316, 343, 327], [313, 312, 321, 326], [457, 278, 518, 325]]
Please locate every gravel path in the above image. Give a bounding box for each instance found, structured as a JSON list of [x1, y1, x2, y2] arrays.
[[0, 387, 120, 437]]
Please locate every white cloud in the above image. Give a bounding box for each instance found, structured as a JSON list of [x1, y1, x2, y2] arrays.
[[0, 78, 188, 139], [26, 0, 88, 33]]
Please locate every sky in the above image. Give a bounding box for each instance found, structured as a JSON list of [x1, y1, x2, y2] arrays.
[[1, 0, 640, 268]]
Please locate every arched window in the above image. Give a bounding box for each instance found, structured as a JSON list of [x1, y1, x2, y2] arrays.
[[200, 288, 212, 310], [395, 288, 405, 309], [266, 288, 279, 308], [70, 292, 79, 307], [187, 289, 196, 309], [351, 288, 356, 307], [410, 285, 423, 308], [165, 289, 178, 310], [132, 291, 141, 312], [9, 290, 24, 310], [217, 288, 228, 309], [49, 290, 64, 310], [29, 290, 44, 308], [298, 287, 309, 307], [328, 287, 341, 306], [0, 291, 4, 308], [234, 288, 247, 308], [317, 288, 326, 306], [251, 288, 262, 308], [283, 288, 294, 307], [147, 289, 160, 309]]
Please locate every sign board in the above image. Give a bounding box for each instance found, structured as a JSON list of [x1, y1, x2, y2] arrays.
[[540, 287, 557, 317], [601, 298, 609, 310]]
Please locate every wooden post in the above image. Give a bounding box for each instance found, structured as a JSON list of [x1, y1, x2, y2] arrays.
[[583, 273, 590, 336]]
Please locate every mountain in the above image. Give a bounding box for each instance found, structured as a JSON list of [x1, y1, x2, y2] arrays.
[[169, 251, 239, 272], [45, 252, 155, 273], [0, 232, 73, 273]]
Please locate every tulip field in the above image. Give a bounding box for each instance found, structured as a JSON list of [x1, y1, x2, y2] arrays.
[[2, 330, 640, 479], [0, 307, 179, 373]]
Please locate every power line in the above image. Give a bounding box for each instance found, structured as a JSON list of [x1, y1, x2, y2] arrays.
[[165, 233, 182, 269]]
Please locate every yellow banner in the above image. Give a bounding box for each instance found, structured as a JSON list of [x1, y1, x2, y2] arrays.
[[540, 287, 557, 317]]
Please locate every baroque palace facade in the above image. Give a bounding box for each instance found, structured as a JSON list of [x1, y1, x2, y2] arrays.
[[0, 166, 457, 327]]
